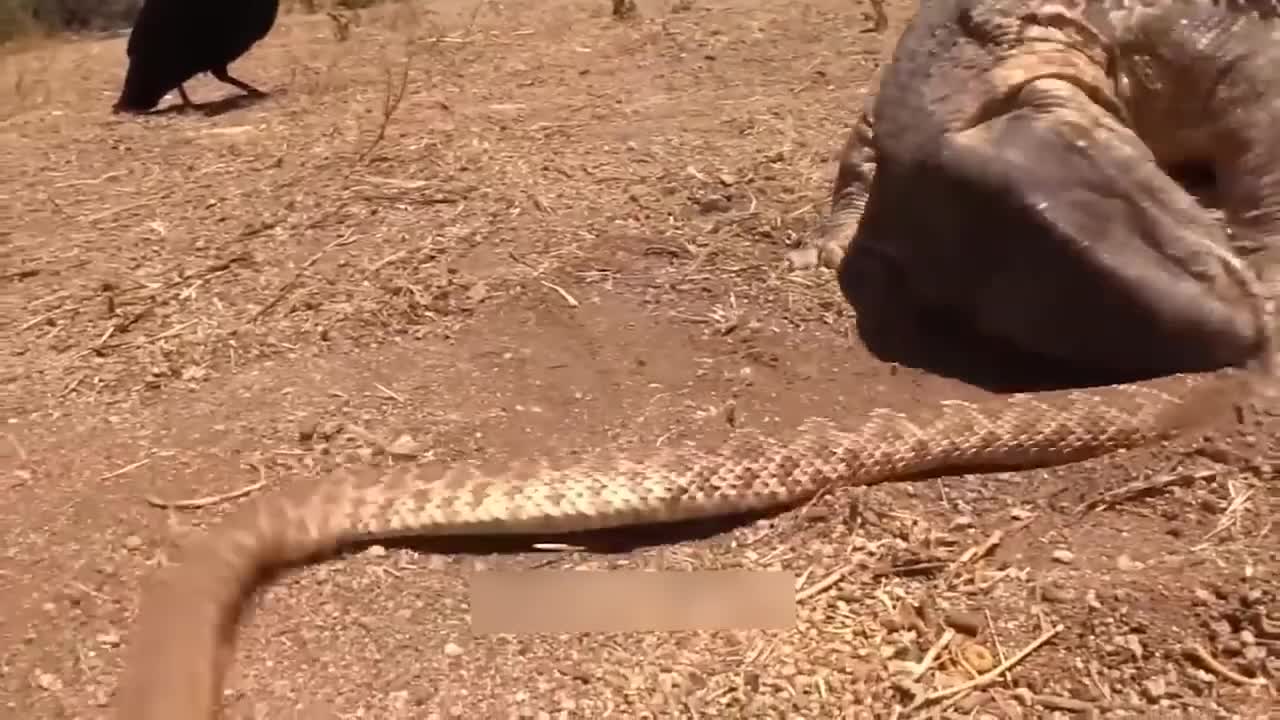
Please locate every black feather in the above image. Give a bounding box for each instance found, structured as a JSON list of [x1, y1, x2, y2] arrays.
[[113, 0, 280, 114]]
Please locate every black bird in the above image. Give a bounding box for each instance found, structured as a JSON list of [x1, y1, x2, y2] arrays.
[[113, 0, 280, 114]]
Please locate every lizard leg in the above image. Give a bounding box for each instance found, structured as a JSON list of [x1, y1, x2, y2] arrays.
[[1199, 45, 1280, 377], [788, 104, 877, 271], [1111, 7, 1280, 374], [1200, 37, 1280, 311]]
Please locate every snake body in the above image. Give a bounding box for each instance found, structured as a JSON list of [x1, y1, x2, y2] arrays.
[[114, 367, 1255, 719]]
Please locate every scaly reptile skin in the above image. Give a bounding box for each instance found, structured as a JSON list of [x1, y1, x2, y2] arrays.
[[116, 1, 1279, 718], [799, 0, 1280, 277], [804, 0, 1280, 377]]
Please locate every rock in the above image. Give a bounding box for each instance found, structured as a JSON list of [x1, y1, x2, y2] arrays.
[[386, 433, 424, 458], [943, 611, 984, 637], [1116, 554, 1143, 571], [785, 246, 821, 270]]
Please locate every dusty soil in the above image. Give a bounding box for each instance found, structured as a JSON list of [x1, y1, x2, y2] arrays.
[[1, 0, 1277, 718]]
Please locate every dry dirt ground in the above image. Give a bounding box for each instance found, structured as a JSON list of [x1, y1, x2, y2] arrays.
[[1, 0, 1278, 718]]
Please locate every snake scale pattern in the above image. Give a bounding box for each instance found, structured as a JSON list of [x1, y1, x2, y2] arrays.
[[114, 367, 1258, 719]]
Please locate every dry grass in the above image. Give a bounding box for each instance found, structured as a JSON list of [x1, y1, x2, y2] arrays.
[[0, 0, 883, 407]]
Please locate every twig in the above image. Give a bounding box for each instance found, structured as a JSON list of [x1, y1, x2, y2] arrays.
[[241, 231, 356, 326], [19, 302, 81, 331], [374, 383, 406, 403], [1, 266, 41, 282], [99, 458, 150, 481], [1195, 480, 1258, 548], [911, 627, 956, 681], [508, 249, 542, 274], [463, 0, 488, 34], [945, 529, 1002, 575], [71, 581, 112, 603], [1075, 469, 1212, 515], [1182, 644, 1271, 686], [27, 288, 73, 308], [145, 478, 267, 510], [984, 608, 1011, 686], [86, 199, 155, 222], [540, 280, 580, 307], [102, 318, 198, 350], [99, 301, 156, 343], [906, 624, 1063, 712], [796, 564, 851, 602], [52, 170, 126, 188], [2, 432, 28, 462], [945, 516, 1034, 583], [58, 371, 87, 398], [1025, 693, 1100, 715], [354, 42, 414, 166]]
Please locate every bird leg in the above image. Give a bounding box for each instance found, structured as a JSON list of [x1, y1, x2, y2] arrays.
[[211, 67, 267, 97]]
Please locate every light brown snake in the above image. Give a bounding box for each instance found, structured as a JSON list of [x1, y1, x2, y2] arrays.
[[113, 365, 1260, 719]]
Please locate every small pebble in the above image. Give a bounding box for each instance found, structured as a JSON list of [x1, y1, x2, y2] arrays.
[[698, 196, 732, 213], [33, 671, 62, 692], [443, 642, 465, 657], [124, 535, 143, 551], [1051, 549, 1075, 564], [803, 507, 833, 523], [943, 611, 984, 637], [1040, 583, 1074, 603], [387, 434, 423, 457], [1121, 634, 1144, 660], [878, 612, 904, 632], [1219, 639, 1243, 657], [298, 420, 318, 442], [1115, 554, 1142, 571], [1244, 645, 1268, 663]]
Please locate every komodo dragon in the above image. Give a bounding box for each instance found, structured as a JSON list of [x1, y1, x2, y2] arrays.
[[795, 0, 1280, 379], [115, 2, 1279, 719]]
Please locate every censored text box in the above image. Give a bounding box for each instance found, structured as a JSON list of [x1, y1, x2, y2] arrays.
[[468, 569, 795, 634]]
